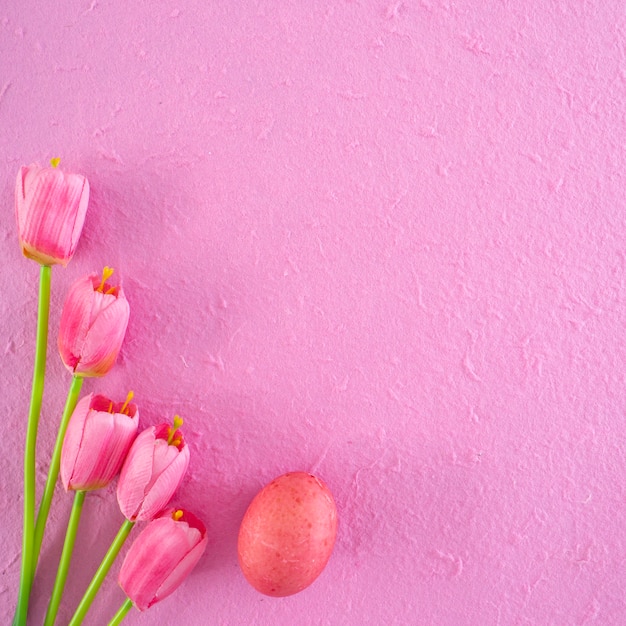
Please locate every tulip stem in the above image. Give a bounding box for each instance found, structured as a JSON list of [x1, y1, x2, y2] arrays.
[[44, 490, 86, 626], [108, 598, 133, 626], [69, 519, 135, 626], [32, 374, 84, 580], [14, 264, 51, 626]]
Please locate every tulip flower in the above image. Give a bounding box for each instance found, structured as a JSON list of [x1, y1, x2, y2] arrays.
[[16, 160, 89, 267], [58, 266, 130, 378], [13, 158, 90, 625], [118, 509, 208, 612], [31, 267, 130, 588], [45, 391, 139, 626], [61, 392, 139, 491], [117, 417, 190, 522]]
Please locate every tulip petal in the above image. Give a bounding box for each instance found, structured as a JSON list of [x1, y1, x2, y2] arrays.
[[154, 534, 208, 606], [68, 174, 89, 255], [58, 274, 100, 372], [75, 295, 130, 377], [69, 409, 115, 490], [88, 290, 117, 328], [60, 394, 93, 490], [90, 394, 113, 412], [96, 410, 139, 484], [147, 439, 181, 483], [135, 445, 190, 521], [117, 428, 157, 520], [175, 509, 206, 535]]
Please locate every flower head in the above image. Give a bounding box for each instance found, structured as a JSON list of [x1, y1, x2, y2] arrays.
[[61, 391, 139, 491], [58, 267, 130, 377], [15, 160, 89, 266], [117, 416, 190, 522], [118, 508, 207, 611]]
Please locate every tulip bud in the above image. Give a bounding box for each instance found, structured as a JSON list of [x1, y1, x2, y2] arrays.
[[118, 509, 207, 611], [117, 417, 190, 522], [61, 392, 139, 491], [58, 267, 130, 377], [15, 160, 89, 266]]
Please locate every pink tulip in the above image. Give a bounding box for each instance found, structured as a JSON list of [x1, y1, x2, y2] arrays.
[[58, 267, 130, 377], [117, 417, 190, 522], [15, 160, 89, 266], [61, 392, 139, 491], [118, 509, 207, 611]]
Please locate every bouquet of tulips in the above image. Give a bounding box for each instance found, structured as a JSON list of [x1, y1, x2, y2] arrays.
[[12, 161, 207, 626]]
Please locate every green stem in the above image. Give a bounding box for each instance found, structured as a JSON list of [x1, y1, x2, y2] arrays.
[[69, 519, 135, 626], [32, 375, 84, 579], [108, 598, 133, 626], [44, 490, 86, 626], [14, 264, 51, 626]]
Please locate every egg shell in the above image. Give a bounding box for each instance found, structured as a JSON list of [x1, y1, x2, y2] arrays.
[[238, 471, 338, 597]]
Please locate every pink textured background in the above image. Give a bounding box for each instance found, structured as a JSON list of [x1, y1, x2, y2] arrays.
[[2, 1, 626, 624]]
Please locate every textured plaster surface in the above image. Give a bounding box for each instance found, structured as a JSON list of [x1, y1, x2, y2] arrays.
[[1, 1, 626, 624]]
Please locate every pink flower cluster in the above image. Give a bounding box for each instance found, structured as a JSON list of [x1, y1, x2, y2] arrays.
[[17, 161, 207, 614], [60, 393, 204, 610]]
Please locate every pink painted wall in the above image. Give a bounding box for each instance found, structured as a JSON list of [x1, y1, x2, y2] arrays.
[[2, 1, 625, 624]]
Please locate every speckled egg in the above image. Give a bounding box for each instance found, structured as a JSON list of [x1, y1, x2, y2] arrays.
[[237, 471, 338, 597]]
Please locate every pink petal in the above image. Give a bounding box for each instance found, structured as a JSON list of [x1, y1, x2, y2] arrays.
[[135, 444, 190, 522], [69, 409, 116, 490], [176, 509, 207, 535], [90, 394, 113, 412], [117, 427, 157, 520], [74, 294, 130, 377], [154, 534, 208, 606], [68, 173, 89, 256], [153, 423, 171, 441], [147, 439, 181, 484], [58, 274, 100, 373], [96, 410, 139, 484], [88, 290, 117, 328], [60, 394, 93, 490]]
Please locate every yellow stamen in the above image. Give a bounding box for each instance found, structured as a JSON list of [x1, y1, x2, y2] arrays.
[[167, 415, 184, 445], [107, 401, 113, 413], [172, 510, 184, 521], [97, 266, 114, 292], [120, 391, 134, 415], [50, 157, 61, 168]]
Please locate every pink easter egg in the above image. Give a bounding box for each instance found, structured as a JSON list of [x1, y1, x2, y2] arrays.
[[238, 471, 338, 597]]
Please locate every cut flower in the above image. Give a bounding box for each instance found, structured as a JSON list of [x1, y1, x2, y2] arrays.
[[118, 509, 207, 611], [15, 161, 89, 266], [117, 417, 190, 522], [58, 267, 130, 377], [61, 392, 139, 491]]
